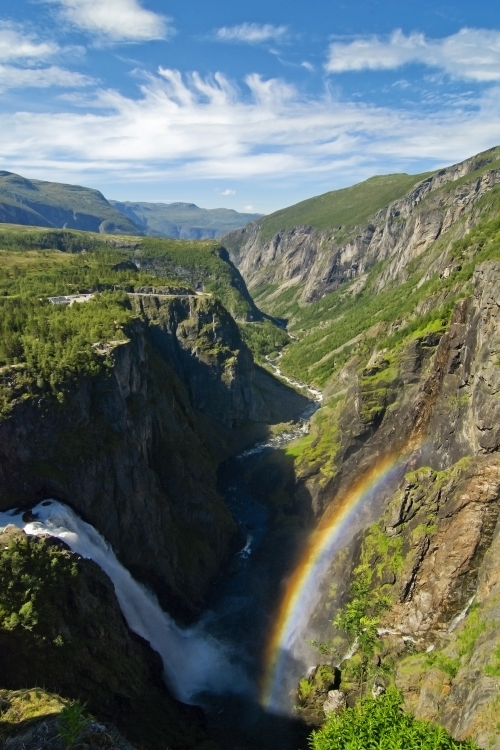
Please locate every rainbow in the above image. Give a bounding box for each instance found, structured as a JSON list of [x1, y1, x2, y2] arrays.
[[260, 444, 418, 712]]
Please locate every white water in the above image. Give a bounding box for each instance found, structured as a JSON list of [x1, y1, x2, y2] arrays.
[[0, 501, 249, 704], [237, 355, 322, 460], [448, 595, 475, 633], [0, 362, 325, 713], [237, 419, 312, 459], [265, 353, 323, 403]]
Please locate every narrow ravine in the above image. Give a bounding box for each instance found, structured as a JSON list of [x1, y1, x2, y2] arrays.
[[0, 371, 325, 749]]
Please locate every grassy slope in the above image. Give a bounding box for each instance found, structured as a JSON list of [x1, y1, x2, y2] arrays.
[[0, 172, 139, 234], [254, 168, 500, 388], [257, 172, 432, 241]]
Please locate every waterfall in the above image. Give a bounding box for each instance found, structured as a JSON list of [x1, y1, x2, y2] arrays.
[[0, 500, 248, 704]]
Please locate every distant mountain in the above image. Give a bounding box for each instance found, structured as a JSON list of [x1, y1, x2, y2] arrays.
[[109, 200, 262, 239], [0, 171, 140, 235]]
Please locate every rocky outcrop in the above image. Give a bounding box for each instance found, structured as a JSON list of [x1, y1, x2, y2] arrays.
[[0, 294, 308, 618], [3, 713, 137, 750], [223, 148, 500, 305], [134, 247, 264, 321], [0, 528, 206, 750]]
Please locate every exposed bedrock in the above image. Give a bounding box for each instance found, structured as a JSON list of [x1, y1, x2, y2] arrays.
[[295, 263, 500, 747], [223, 149, 500, 304], [0, 294, 308, 618]]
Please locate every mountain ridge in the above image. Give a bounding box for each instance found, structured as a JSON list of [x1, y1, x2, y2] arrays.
[[110, 199, 262, 239], [0, 171, 140, 235]]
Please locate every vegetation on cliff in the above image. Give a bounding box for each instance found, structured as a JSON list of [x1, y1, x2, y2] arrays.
[[0, 226, 285, 417], [0, 527, 209, 750], [309, 690, 478, 750], [247, 172, 431, 242]]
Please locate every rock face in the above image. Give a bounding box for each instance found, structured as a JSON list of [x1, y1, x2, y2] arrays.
[[0, 294, 308, 617], [292, 262, 500, 747], [4, 715, 137, 750], [222, 148, 500, 305], [323, 690, 347, 715], [0, 528, 206, 750]]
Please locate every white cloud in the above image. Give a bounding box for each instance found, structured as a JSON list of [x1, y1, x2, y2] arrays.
[[0, 22, 59, 62], [301, 61, 314, 72], [325, 28, 500, 82], [1, 68, 499, 189], [221, 189, 235, 195], [0, 64, 94, 91], [215, 23, 287, 44], [244, 205, 255, 212], [45, 0, 171, 42]]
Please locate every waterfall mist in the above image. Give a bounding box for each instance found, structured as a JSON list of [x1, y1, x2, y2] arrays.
[[0, 501, 249, 705]]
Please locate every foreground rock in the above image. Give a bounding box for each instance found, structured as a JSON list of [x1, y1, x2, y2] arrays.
[[0, 528, 208, 750]]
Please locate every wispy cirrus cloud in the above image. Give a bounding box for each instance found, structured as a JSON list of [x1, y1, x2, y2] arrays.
[[44, 0, 172, 42], [0, 21, 59, 62], [325, 28, 500, 82], [214, 23, 288, 44], [0, 21, 92, 91], [1, 68, 499, 186], [0, 64, 94, 92]]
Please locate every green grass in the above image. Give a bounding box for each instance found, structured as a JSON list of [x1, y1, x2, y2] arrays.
[[484, 645, 500, 677], [258, 172, 432, 241]]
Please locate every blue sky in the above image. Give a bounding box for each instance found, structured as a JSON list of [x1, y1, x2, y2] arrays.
[[1, 0, 500, 214]]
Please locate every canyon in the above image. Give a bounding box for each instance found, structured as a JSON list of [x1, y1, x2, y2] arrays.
[[2, 145, 500, 749]]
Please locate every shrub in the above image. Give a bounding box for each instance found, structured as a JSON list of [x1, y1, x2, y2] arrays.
[[309, 689, 478, 750]]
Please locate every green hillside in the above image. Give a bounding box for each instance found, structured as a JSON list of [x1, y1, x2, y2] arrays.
[[0, 172, 140, 235], [0, 223, 262, 323], [272, 184, 500, 387], [110, 200, 262, 239], [258, 172, 433, 241]]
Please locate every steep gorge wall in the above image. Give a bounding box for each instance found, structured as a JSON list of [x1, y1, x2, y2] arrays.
[[294, 262, 500, 747], [223, 148, 500, 305], [0, 294, 307, 617]]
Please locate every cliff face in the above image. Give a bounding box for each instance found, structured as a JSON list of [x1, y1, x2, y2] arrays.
[[223, 148, 500, 305], [0, 527, 206, 750], [289, 263, 500, 747], [0, 294, 308, 617]]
